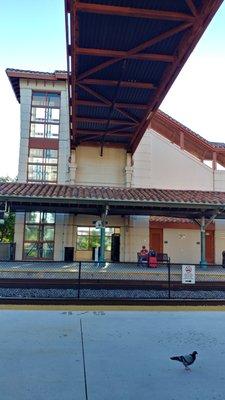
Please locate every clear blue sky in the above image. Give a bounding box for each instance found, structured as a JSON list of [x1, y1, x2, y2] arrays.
[[0, 1, 225, 177]]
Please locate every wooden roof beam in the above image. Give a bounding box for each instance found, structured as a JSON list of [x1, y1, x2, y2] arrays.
[[77, 83, 139, 123], [76, 99, 148, 110], [77, 48, 176, 63], [80, 78, 156, 90], [75, 3, 195, 22], [78, 22, 193, 80], [77, 130, 133, 136], [185, 0, 198, 16], [77, 117, 136, 126]]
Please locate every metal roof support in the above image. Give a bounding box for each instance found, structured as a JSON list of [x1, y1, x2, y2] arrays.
[[193, 211, 222, 268], [77, 22, 192, 81], [99, 205, 109, 264]]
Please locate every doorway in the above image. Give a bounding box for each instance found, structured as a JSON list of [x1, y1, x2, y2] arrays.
[[150, 228, 163, 254], [206, 230, 215, 264]]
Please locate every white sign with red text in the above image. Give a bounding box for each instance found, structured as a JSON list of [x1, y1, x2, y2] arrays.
[[182, 265, 195, 284]]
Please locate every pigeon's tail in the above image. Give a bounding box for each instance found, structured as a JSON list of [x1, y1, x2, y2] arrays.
[[170, 356, 182, 362]]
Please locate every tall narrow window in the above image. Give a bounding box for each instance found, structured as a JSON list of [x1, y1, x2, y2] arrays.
[[23, 212, 55, 260], [30, 92, 60, 139], [27, 148, 58, 183]]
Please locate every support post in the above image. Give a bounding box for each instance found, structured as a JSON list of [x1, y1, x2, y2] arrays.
[[99, 205, 109, 264], [200, 216, 207, 269], [99, 226, 106, 263]]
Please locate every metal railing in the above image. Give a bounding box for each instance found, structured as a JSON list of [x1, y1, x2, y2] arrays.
[[0, 260, 225, 301]]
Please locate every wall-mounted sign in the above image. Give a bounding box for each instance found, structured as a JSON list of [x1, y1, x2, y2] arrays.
[[182, 265, 195, 284]]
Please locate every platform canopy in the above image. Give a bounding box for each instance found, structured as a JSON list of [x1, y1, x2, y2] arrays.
[[65, 0, 223, 153], [1, 182, 225, 219]]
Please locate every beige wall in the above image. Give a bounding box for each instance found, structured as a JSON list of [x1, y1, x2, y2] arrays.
[[133, 129, 213, 190], [214, 171, 225, 191], [74, 146, 127, 187], [163, 228, 201, 264], [14, 213, 25, 260]]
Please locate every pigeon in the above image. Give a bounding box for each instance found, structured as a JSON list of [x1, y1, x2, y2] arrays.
[[170, 351, 198, 371]]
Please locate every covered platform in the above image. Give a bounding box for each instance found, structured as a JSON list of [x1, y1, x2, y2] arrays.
[[65, 0, 223, 152], [2, 181, 225, 266], [1, 307, 225, 400]]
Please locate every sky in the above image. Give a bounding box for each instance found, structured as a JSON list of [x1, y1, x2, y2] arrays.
[[0, 1, 225, 178]]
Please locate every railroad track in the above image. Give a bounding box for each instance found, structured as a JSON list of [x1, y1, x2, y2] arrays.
[[0, 278, 225, 290]]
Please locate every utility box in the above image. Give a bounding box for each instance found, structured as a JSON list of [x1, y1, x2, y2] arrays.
[[0, 243, 16, 261]]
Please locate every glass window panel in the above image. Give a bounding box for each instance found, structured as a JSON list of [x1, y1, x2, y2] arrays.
[[90, 227, 101, 236], [41, 243, 54, 259], [44, 165, 57, 182], [42, 213, 55, 224], [77, 227, 89, 235], [28, 149, 43, 164], [46, 124, 59, 139], [48, 93, 60, 107], [26, 212, 41, 223], [105, 228, 114, 235], [28, 164, 43, 181], [47, 108, 60, 122], [30, 123, 45, 138], [43, 226, 54, 241], [105, 236, 112, 251], [24, 225, 39, 241], [32, 92, 47, 107], [44, 149, 58, 164], [24, 243, 38, 258], [89, 234, 100, 249], [77, 236, 89, 250], [31, 107, 46, 122]]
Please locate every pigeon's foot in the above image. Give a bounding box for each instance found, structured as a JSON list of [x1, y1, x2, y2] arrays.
[[185, 367, 191, 372]]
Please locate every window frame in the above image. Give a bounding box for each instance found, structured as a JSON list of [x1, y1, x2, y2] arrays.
[[76, 226, 120, 251], [23, 212, 55, 260], [30, 91, 61, 139], [27, 148, 58, 183]]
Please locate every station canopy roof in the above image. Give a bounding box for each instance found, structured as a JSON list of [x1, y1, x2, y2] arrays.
[[1, 182, 225, 219], [65, 0, 223, 152]]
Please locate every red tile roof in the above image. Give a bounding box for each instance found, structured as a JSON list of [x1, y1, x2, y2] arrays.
[[1, 182, 225, 206], [150, 216, 196, 224]]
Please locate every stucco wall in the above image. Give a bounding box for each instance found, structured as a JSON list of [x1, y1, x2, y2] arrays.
[[163, 228, 201, 264], [214, 171, 225, 191], [74, 146, 127, 187], [133, 128, 213, 190]]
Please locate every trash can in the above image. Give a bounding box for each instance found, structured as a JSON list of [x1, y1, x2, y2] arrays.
[[92, 246, 100, 261], [222, 251, 225, 268]]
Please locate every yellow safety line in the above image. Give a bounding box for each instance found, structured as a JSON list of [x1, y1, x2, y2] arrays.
[[1, 305, 225, 311]]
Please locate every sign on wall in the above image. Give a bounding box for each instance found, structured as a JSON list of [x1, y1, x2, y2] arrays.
[[182, 265, 196, 284]]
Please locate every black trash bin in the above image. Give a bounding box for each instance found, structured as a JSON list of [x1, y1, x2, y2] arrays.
[[222, 251, 225, 268]]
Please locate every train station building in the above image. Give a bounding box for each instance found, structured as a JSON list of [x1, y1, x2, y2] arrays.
[[1, 0, 225, 265]]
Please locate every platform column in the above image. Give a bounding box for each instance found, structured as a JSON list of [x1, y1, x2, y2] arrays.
[[99, 205, 109, 264], [200, 216, 207, 269]]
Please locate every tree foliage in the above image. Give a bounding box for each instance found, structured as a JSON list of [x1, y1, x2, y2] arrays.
[[0, 176, 16, 243]]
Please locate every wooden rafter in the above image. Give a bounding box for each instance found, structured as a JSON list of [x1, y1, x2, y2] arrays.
[[77, 48, 176, 63], [70, 0, 79, 142], [75, 2, 195, 22], [78, 22, 193, 80], [77, 117, 136, 126], [77, 130, 133, 136], [77, 82, 139, 123], [185, 0, 198, 16], [80, 78, 156, 90], [76, 99, 148, 110]]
